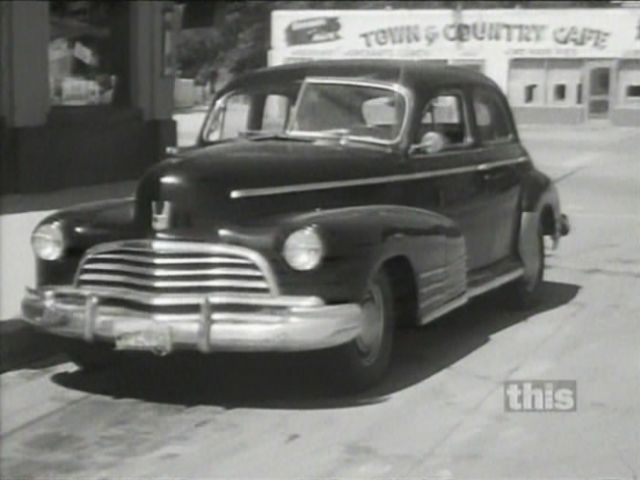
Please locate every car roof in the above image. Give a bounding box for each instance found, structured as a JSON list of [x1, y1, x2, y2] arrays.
[[219, 59, 498, 96]]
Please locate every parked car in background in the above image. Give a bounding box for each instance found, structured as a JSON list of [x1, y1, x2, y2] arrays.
[[23, 60, 569, 390]]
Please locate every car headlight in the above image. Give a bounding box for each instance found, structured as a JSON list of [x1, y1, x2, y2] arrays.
[[282, 226, 325, 271], [31, 223, 65, 261]]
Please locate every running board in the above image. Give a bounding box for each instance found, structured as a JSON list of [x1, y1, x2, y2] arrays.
[[468, 267, 523, 299], [418, 267, 524, 326]]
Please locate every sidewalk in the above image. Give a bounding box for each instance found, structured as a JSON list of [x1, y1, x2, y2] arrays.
[[0, 181, 136, 371]]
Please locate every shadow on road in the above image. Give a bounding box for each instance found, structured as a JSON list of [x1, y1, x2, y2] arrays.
[[0, 320, 69, 374], [51, 281, 580, 409]]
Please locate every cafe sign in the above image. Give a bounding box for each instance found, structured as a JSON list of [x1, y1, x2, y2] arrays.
[[272, 9, 640, 58]]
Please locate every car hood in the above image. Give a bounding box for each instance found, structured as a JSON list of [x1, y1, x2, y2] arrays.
[[135, 139, 395, 236]]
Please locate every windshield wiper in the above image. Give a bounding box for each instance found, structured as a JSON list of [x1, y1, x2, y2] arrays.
[[245, 132, 312, 142]]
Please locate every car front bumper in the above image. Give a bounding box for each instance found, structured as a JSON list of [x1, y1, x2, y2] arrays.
[[21, 286, 364, 354]]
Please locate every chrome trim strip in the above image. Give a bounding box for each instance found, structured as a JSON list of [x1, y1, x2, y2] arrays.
[[78, 273, 270, 291], [419, 267, 447, 280], [210, 312, 291, 323], [419, 293, 446, 310], [199, 298, 212, 353], [231, 157, 528, 199], [419, 282, 445, 296], [418, 256, 466, 281], [419, 294, 467, 326], [81, 263, 263, 278], [32, 286, 323, 309], [84, 295, 97, 342], [467, 268, 524, 299], [92, 254, 252, 265], [477, 157, 528, 171], [416, 268, 525, 326]]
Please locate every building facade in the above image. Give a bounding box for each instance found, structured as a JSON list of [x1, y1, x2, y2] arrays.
[[0, 1, 177, 194], [270, 8, 640, 126]]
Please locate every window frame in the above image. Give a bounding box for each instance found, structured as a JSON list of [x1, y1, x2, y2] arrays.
[[286, 77, 412, 146], [625, 84, 640, 101], [553, 83, 567, 103], [411, 88, 474, 154], [471, 86, 516, 146], [524, 84, 539, 105]]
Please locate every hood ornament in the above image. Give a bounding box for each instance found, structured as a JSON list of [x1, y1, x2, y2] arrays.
[[151, 200, 172, 231]]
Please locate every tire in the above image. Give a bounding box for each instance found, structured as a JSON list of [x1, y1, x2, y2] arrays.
[[327, 270, 395, 392], [507, 221, 545, 309], [60, 338, 120, 372]]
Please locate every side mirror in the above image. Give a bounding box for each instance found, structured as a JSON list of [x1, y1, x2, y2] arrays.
[[409, 131, 445, 155]]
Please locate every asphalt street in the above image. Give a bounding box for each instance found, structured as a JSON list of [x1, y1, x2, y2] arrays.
[[1, 121, 638, 479]]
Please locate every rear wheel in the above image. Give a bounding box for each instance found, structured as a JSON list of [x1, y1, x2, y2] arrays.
[[507, 221, 545, 309], [328, 270, 395, 392]]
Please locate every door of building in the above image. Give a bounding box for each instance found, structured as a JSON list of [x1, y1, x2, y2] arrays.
[[586, 62, 612, 120]]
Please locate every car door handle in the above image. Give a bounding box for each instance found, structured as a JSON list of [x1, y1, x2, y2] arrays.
[[478, 164, 512, 181], [481, 170, 505, 181]]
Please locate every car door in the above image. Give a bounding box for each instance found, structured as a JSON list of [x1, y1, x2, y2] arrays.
[[471, 86, 525, 265], [404, 88, 495, 272]]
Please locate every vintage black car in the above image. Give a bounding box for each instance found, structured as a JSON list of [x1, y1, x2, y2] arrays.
[[23, 60, 569, 390]]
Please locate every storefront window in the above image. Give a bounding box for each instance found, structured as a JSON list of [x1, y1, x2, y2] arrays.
[[576, 84, 583, 104], [619, 60, 640, 106], [508, 59, 546, 106], [510, 59, 585, 108], [524, 85, 538, 104], [553, 84, 567, 102], [48, 1, 129, 106], [627, 86, 640, 98]]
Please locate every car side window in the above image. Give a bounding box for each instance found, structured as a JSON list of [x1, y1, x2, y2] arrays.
[[415, 93, 469, 150], [472, 88, 514, 143], [262, 94, 292, 132]]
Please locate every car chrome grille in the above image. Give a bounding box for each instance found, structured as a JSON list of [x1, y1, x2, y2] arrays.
[[75, 240, 277, 298]]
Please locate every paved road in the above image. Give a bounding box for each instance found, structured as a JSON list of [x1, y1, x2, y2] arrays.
[[1, 125, 638, 479]]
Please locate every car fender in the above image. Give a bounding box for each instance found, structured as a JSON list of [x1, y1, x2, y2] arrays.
[[33, 198, 137, 286], [518, 169, 568, 282], [221, 205, 465, 304], [520, 169, 563, 234]]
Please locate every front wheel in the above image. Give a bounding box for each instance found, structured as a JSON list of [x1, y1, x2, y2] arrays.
[[327, 270, 395, 392]]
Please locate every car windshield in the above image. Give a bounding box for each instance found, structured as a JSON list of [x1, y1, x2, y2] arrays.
[[202, 83, 300, 143], [202, 79, 406, 145], [287, 80, 406, 143]]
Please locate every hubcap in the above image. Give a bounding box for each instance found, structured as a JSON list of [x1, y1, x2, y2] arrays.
[[355, 282, 385, 365]]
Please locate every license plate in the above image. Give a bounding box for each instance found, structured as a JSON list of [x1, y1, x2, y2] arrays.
[[41, 306, 68, 326], [114, 322, 172, 354]]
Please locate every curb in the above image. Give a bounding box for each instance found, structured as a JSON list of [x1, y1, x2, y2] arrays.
[[0, 319, 62, 372]]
